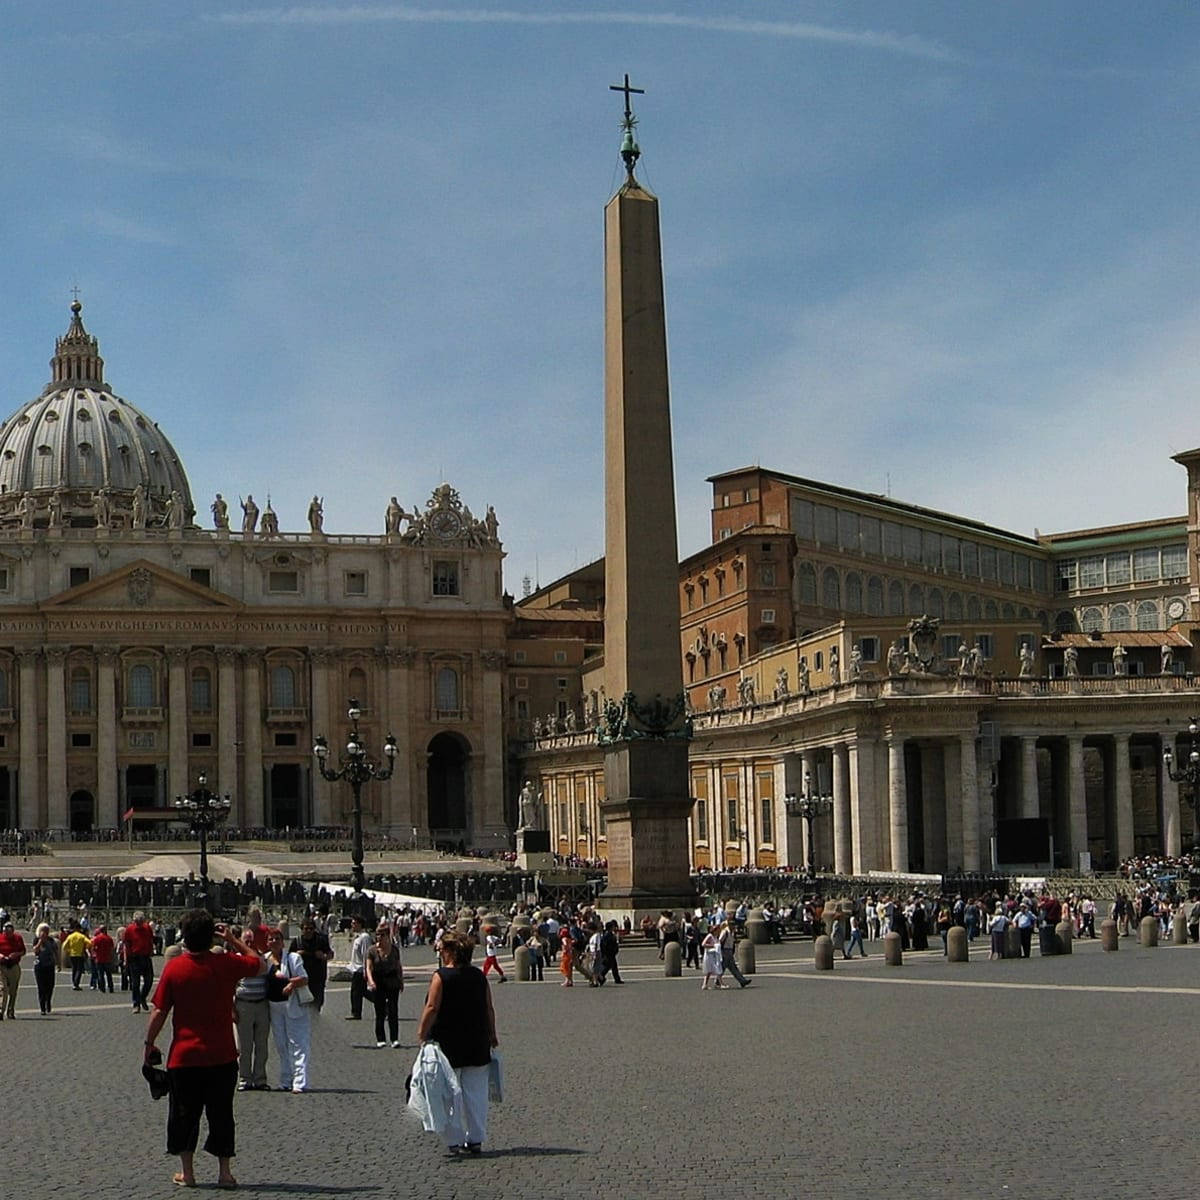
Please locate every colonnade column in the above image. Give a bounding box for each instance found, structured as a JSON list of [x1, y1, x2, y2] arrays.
[[386, 648, 415, 834], [478, 650, 506, 841], [959, 734, 980, 871], [309, 649, 332, 826], [847, 741, 876, 874], [1066, 734, 1087, 869], [96, 647, 118, 829], [17, 650, 40, 828], [1019, 735, 1040, 819], [216, 648, 238, 817], [920, 743, 946, 874], [1160, 737, 1181, 858], [887, 734, 908, 873], [942, 740, 963, 873], [45, 647, 67, 829], [167, 648, 189, 800], [241, 650, 264, 828], [1113, 732, 1134, 861], [800, 748, 817, 869], [832, 742, 851, 876]]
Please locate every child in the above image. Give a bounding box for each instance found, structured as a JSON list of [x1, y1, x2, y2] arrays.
[[482, 931, 507, 982], [700, 926, 726, 990]]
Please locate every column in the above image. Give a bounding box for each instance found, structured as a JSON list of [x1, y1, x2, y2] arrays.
[[920, 743, 946, 874], [477, 649, 507, 842], [800, 748, 817, 868], [1066, 735, 1088, 869], [1020, 736, 1039, 819], [943, 740, 963, 872], [309, 649, 332, 826], [959, 734, 980, 872], [848, 740, 877, 874], [17, 650, 39, 828], [386, 648, 415, 834], [832, 742, 851, 875], [242, 650, 264, 828], [1160, 738, 1181, 858], [45, 647, 68, 829], [888, 735, 908, 873], [1113, 732, 1134, 862], [167, 648, 189, 800], [96, 647, 118, 829], [216, 648, 239, 816]]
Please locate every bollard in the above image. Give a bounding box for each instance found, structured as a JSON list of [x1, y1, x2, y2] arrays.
[[513, 944, 532, 981], [746, 915, 770, 945], [1173, 916, 1189, 945], [736, 937, 756, 976], [1139, 915, 1159, 947], [1005, 925, 1022, 959], [947, 925, 968, 962], [1055, 921, 1073, 955], [663, 940, 682, 977], [1100, 918, 1119, 952], [814, 934, 834, 970], [455, 917, 473, 936], [883, 930, 902, 966]]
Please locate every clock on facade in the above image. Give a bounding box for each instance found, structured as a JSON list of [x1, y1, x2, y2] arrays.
[[429, 508, 463, 539], [1167, 597, 1186, 622]]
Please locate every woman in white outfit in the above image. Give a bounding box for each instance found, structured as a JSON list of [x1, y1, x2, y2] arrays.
[[266, 928, 311, 1093]]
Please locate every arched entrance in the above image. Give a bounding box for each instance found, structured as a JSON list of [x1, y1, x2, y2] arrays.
[[427, 732, 470, 843], [69, 790, 94, 833]]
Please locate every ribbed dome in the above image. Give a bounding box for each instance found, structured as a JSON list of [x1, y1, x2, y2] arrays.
[[0, 302, 193, 528]]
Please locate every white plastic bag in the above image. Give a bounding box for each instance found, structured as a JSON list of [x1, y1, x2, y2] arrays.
[[488, 1053, 503, 1104], [406, 1042, 462, 1134]]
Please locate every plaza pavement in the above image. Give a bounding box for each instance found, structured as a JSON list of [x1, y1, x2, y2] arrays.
[[4, 932, 1198, 1199]]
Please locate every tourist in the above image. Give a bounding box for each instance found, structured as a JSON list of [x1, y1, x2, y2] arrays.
[[90, 924, 116, 992], [700, 924, 725, 989], [558, 926, 574, 987], [847, 913, 867, 958], [0, 917, 26, 1017], [347, 916, 372, 1020], [910, 897, 930, 951], [682, 914, 701, 969], [290, 917, 333, 1011], [125, 911, 156, 1012], [717, 918, 750, 988], [142, 909, 265, 1189], [936, 903, 953, 955], [526, 929, 546, 980], [987, 904, 1008, 960], [1014, 903, 1036, 958], [31, 922, 59, 1014], [597, 920, 624, 985], [365, 922, 404, 1048], [481, 930, 507, 983], [62, 921, 92, 991], [243, 907, 271, 953], [233, 924, 271, 1092], [266, 927, 312, 1092], [415, 931, 499, 1156]]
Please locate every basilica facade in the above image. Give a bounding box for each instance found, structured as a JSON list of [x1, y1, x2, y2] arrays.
[[0, 303, 510, 845]]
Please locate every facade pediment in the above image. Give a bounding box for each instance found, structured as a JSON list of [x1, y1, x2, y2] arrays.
[[41, 559, 241, 612]]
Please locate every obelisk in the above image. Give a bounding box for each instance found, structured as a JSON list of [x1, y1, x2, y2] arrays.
[[598, 77, 695, 918]]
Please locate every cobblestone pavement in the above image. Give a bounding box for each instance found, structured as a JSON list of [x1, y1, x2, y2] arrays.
[[6, 935, 1198, 1199]]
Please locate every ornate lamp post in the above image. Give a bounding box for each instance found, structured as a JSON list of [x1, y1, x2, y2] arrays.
[[174, 771, 232, 905], [313, 698, 397, 895], [1163, 717, 1200, 856], [785, 769, 834, 877]]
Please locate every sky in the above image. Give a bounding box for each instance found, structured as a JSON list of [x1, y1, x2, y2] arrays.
[[1, 3, 1198, 593]]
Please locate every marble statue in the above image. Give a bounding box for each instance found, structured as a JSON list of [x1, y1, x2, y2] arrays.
[[956, 641, 972, 677], [1019, 643, 1035, 678], [849, 646, 863, 679], [969, 643, 984, 675], [485, 505, 499, 543], [1161, 643, 1174, 675], [738, 676, 755, 706], [518, 779, 545, 831], [48, 488, 63, 529], [1112, 643, 1127, 676], [797, 660, 810, 694], [890, 639, 908, 676], [131, 484, 147, 530], [773, 666, 789, 701], [240, 494, 259, 535], [94, 487, 111, 528], [829, 646, 841, 685], [18, 491, 33, 531], [166, 489, 185, 530], [385, 497, 403, 535], [212, 493, 229, 530], [1064, 645, 1079, 678], [531, 715, 544, 739], [307, 495, 324, 534], [564, 708, 577, 733], [707, 683, 727, 710]]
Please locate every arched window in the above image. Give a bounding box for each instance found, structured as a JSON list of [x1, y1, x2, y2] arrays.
[[927, 588, 944, 619], [866, 576, 884, 616], [908, 584, 924, 614], [967, 596, 981, 621], [270, 664, 296, 708], [1136, 600, 1159, 631], [129, 664, 155, 708], [984, 599, 999, 621], [191, 667, 212, 712], [436, 667, 459, 714], [845, 572, 863, 613], [70, 667, 92, 714], [1054, 610, 1077, 633], [797, 562, 817, 607], [887, 580, 904, 616], [1001, 603, 1015, 621], [821, 567, 840, 610], [1108, 604, 1131, 632], [947, 593, 963, 621], [1081, 607, 1103, 633]]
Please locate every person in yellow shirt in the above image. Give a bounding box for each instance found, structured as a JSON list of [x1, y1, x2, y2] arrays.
[[62, 924, 92, 991]]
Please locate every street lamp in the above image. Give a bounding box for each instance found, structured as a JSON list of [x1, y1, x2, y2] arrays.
[[313, 698, 397, 895], [174, 771, 232, 905], [1163, 717, 1200, 856], [785, 769, 833, 876]]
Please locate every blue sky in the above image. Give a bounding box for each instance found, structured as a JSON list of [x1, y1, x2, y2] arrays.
[[1, 3, 1197, 591]]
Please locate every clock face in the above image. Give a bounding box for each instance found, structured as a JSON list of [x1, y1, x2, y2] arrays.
[[1167, 598, 1186, 622], [429, 509, 462, 539]]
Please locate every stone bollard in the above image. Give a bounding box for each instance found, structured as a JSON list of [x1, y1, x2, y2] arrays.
[[746, 914, 770, 945], [1055, 921, 1073, 955], [1100, 919, 1119, 951], [736, 937, 756, 976], [663, 940, 682, 977], [883, 931, 902, 967], [513, 944, 532, 981], [947, 925, 968, 962], [1173, 916, 1189, 945], [1140, 915, 1159, 947], [814, 934, 834, 970], [1005, 925, 1022, 959]]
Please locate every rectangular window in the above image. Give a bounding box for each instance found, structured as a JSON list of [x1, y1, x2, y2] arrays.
[[922, 530, 941, 570], [1057, 559, 1078, 591], [1162, 545, 1187, 579], [514, 676, 528, 690], [191, 732, 212, 748], [941, 634, 960, 660], [761, 608, 776, 624], [191, 674, 211, 712], [189, 567, 211, 588], [553, 650, 567, 663], [70, 675, 92, 713], [942, 536, 960, 574], [723, 773, 740, 842], [70, 732, 91, 748], [814, 504, 837, 544], [274, 732, 298, 746], [1031, 559, 1048, 591], [902, 526, 922, 563], [344, 571, 367, 596], [883, 521, 903, 558], [1106, 553, 1131, 586], [268, 570, 299, 593], [998, 550, 1014, 586], [1016, 555, 1032, 589], [69, 566, 91, 588], [1133, 548, 1160, 582], [837, 510, 859, 552], [979, 545, 997, 581], [432, 561, 459, 596], [719, 528, 732, 540], [1078, 556, 1104, 589], [693, 773, 708, 841], [512, 649, 527, 663], [961, 541, 979, 577], [814, 651, 823, 671], [515, 698, 529, 719], [976, 633, 994, 659], [791, 497, 814, 541], [556, 698, 568, 719], [556, 677, 568, 690], [757, 772, 774, 844], [0, 567, 9, 591], [858, 636, 880, 663], [1092, 660, 1113, 677], [860, 517, 881, 557]]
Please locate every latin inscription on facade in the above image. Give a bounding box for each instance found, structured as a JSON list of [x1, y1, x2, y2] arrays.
[[128, 731, 156, 750]]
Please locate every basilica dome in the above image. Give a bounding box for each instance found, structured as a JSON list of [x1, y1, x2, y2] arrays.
[[0, 302, 193, 527]]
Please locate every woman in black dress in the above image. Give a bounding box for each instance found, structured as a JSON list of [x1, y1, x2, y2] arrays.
[[416, 931, 498, 1155], [290, 918, 333, 1009]]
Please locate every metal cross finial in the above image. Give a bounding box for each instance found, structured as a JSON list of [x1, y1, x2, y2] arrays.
[[610, 72, 644, 122], [70, 285, 81, 303], [610, 73, 645, 181]]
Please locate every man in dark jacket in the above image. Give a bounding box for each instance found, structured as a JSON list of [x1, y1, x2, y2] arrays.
[[597, 921, 623, 985]]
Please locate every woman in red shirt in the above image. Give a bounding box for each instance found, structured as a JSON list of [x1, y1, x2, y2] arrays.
[[143, 909, 265, 1189]]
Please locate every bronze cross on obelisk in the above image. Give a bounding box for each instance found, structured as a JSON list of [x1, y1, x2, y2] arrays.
[[609, 72, 644, 122], [610, 73, 645, 180]]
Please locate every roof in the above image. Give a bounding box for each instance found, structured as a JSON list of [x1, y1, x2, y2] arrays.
[[1038, 517, 1185, 551], [1042, 631, 1191, 649]]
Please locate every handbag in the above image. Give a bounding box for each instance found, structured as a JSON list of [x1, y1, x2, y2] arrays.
[[283, 952, 315, 1005]]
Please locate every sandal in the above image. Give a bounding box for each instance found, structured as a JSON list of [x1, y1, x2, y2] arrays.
[[172, 1174, 196, 1188]]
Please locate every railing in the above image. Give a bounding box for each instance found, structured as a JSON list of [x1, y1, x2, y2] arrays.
[[992, 675, 1200, 696]]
